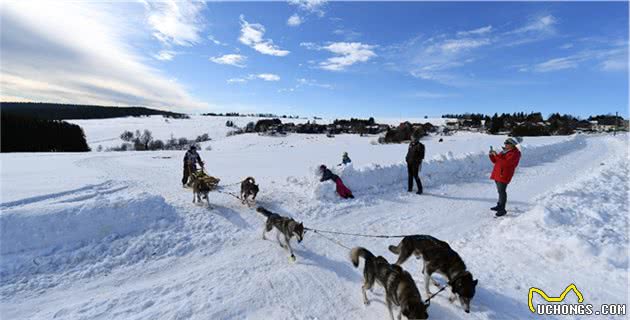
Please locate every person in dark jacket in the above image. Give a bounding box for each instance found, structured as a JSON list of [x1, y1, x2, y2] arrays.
[[319, 165, 354, 199], [341, 152, 351, 165], [405, 136, 425, 194], [489, 137, 521, 217], [182, 145, 204, 187]]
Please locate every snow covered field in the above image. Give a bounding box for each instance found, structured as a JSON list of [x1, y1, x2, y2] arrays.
[[1, 116, 628, 320]]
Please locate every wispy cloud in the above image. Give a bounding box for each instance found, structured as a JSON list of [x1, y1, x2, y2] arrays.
[[153, 50, 177, 61], [501, 14, 557, 46], [287, 14, 303, 27], [239, 15, 289, 56], [525, 46, 627, 73], [227, 78, 247, 84], [385, 13, 566, 85], [288, 0, 327, 17], [142, 0, 205, 47], [601, 56, 627, 72], [408, 90, 454, 99], [297, 78, 333, 89], [257, 73, 280, 81], [509, 15, 557, 35], [278, 78, 333, 93], [208, 34, 226, 46], [302, 42, 377, 71], [210, 54, 246, 68], [457, 25, 492, 37], [439, 38, 490, 54], [333, 28, 362, 41], [0, 1, 206, 110], [532, 57, 579, 72], [227, 73, 281, 84]]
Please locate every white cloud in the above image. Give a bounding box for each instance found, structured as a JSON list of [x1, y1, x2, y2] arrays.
[[227, 78, 247, 84], [208, 34, 226, 46], [142, 0, 205, 47], [153, 50, 177, 61], [239, 15, 290, 56], [440, 38, 490, 53], [527, 47, 627, 73], [287, 14, 303, 27], [304, 42, 377, 71], [457, 25, 492, 37], [297, 78, 333, 89], [256, 73, 280, 81], [601, 56, 627, 72], [279, 78, 333, 93], [409, 91, 452, 99], [288, 0, 327, 16], [509, 15, 557, 35], [533, 57, 579, 72], [560, 43, 574, 49], [210, 54, 246, 68], [333, 28, 362, 41], [227, 73, 280, 84], [0, 1, 206, 110]]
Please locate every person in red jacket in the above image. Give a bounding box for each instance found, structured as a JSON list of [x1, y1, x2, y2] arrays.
[[489, 137, 521, 217]]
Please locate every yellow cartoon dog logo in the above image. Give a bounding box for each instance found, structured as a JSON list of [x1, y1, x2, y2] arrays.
[[528, 284, 584, 313]]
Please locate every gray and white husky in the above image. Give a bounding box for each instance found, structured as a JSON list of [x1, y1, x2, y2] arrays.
[[389, 235, 478, 313], [257, 207, 304, 261], [351, 247, 429, 320]]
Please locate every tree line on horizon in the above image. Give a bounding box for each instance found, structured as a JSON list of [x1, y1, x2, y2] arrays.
[[0, 102, 188, 120], [442, 112, 626, 136]]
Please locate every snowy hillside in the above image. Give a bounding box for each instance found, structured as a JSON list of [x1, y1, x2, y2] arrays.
[[67, 115, 449, 150], [1, 116, 628, 320]]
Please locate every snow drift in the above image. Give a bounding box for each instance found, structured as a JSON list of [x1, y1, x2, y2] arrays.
[[311, 135, 586, 201], [0, 184, 180, 283], [1, 193, 178, 256]]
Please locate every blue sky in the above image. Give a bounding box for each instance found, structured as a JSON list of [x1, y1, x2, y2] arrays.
[[1, 1, 628, 118]]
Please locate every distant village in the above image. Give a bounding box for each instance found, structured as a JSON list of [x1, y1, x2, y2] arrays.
[[224, 112, 628, 143]]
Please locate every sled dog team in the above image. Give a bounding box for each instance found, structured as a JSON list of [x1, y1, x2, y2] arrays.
[[179, 136, 526, 319], [256, 206, 477, 319]]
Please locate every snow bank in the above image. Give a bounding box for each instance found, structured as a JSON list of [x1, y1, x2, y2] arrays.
[[310, 135, 585, 200], [1, 193, 178, 256]]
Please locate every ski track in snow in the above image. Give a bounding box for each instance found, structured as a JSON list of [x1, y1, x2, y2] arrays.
[[1, 130, 627, 320]]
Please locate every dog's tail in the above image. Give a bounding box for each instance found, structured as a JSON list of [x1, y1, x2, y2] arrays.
[[388, 241, 403, 255], [350, 247, 375, 268], [256, 206, 272, 218], [244, 176, 256, 184]]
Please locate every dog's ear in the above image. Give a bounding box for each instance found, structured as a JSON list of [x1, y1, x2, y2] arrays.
[[473, 279, 478, 287]]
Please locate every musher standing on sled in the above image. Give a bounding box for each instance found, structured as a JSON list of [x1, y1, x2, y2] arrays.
[[182, 145, 204, 187], [489, 137, 521, 217]]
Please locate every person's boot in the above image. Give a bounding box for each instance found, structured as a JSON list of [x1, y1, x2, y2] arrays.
[[490, 203, 500, 211], [416, 188, 423, 195], [495, 207, 507, 217]]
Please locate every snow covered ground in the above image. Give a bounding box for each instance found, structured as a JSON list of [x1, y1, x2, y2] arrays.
[[1, 116, 628, 320]]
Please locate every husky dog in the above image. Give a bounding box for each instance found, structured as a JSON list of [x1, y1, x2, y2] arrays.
[[240, 177, 259, 206], [351, 247, 429, 320], [191, 178, 211, 206], [389, 235, 478, 313], [256, 207, 304, 261]]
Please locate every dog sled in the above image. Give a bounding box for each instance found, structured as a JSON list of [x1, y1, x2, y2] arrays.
[[187, 168, 220, 190]]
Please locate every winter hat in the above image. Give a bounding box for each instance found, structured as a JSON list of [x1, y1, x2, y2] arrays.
[[189, 145, 197, 150], [319, 164, 327, 170], [343, 152, 348, 156], [504, 137, 520, 146]]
